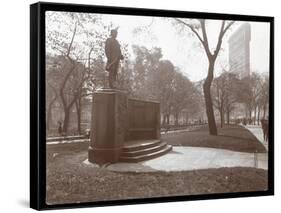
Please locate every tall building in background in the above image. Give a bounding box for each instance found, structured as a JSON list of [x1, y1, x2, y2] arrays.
[[228, 23, 251, 79]]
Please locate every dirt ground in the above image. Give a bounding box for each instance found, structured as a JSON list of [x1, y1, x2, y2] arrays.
[[46, 151, 268, 205]]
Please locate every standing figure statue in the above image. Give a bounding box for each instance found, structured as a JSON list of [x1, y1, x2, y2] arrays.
[[105, 29, 124, 88]]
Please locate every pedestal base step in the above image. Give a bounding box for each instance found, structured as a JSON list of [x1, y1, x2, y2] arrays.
[[120, 139, 172, 162]]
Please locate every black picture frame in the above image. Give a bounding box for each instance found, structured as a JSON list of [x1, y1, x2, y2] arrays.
[[30, 1, 274, 210]]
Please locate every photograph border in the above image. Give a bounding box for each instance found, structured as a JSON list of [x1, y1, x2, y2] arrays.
[[30, 1, 274, 210]]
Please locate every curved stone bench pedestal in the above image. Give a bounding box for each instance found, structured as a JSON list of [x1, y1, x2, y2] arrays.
[[88, 88, 172, 164], [88, 88, 127, 164]]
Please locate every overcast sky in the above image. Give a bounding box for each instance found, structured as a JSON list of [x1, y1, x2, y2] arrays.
[[100, 14, 270, 82], [47, 12, 270, 82]]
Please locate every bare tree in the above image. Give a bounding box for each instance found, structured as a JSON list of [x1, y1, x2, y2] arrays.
[[46, 80, 58, 131], [213, 75, 227, 128], [46, 12, 111, 134], [260, 74, 269, 119], [171, 70, 198, 126], [213, 71, 239, 127], [238, 73, 264, 123], [152, 60, 175, 126], [174, 19, 234, 135]]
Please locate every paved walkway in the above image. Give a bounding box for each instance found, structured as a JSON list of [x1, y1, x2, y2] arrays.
[[160, 125, 206, 135], [100, 147, 267, 172], [244, 125, 268, 151]]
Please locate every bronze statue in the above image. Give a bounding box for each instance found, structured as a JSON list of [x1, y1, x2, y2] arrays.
[[105, 29, 123, 88]]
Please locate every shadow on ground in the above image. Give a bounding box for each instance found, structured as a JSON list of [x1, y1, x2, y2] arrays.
[[163, 124, 266, 153]]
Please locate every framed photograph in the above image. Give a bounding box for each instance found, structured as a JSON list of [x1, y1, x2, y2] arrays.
[[30, 2, 274, 210]]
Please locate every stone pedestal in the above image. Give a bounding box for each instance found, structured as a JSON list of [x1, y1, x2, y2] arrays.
[[88, 88, 127, 164]]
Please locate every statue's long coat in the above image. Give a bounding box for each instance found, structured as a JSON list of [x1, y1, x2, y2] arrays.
[[105, 37, 122, 72]]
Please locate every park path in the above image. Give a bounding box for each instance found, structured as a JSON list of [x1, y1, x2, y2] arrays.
[[244, 125, 268, 151], [93, 146, 267, 172]]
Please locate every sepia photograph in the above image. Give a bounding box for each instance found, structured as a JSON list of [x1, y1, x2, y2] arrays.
[[40, 4, 273, 207]]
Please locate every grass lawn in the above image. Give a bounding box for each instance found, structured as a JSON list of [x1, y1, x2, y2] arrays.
[[162, 124, 266, 153]]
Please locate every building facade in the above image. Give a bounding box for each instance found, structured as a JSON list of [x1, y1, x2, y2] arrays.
[[228, 23, 251, 79]]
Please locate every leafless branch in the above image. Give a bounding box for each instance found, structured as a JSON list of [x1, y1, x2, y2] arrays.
[[223, 21, 235, 35], [199, 20, 212, 58], [174, 18, 204, 44], [66, 22, 78, 58]]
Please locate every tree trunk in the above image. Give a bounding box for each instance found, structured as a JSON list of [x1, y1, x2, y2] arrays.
[[63, 107, 70, 134], [175, 112, 179, 126], [257, 106, 261, 125], [219, 109, 224, 128], [75, 99, 82, 135], [245, 104, 248, 118], [263, 103, 267, 119], [46, 101, 54, 131], [46, 107, 51, 131], [225, 108, 230, 125], [59, 61, 77, 135], [203, 60, 217, 135], [167, 114, 170, 125], [47, 95, 58, 130], [248, 108, 252, 124], [185, 112, 189, 125], [162, 114, 169, 127], [161, 113, 165, 126], [254, 106, 257, 125]]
